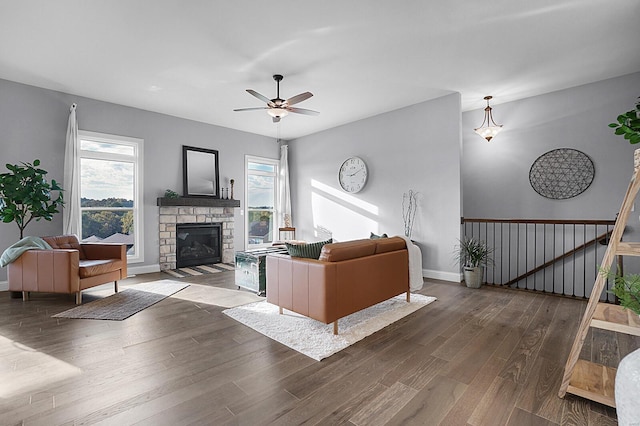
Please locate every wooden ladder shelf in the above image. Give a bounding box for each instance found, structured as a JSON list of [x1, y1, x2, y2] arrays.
[[558, 162, 640, 407]]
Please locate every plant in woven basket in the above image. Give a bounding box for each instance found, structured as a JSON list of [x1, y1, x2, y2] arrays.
[[609, 97, 640, 144], [0, 159, 64, 239]]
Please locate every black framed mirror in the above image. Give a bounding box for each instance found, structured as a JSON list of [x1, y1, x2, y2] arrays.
[[183, 146, 220, 198]]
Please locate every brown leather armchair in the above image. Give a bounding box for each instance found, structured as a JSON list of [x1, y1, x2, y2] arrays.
[[8, 235, 127, 304]]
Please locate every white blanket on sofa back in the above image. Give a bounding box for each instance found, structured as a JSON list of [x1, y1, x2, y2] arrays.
[[399, 235, 423, 292]]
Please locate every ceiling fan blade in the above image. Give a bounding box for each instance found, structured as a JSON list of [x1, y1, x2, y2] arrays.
[[272, 116, 281, 123], [286, 91, 313, 106], [233, 107, 269, 112], [247, 89, 273, 106], [288, 107, 320, 116]]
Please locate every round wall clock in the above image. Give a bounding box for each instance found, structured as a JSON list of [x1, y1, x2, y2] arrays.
[[339, 156, 368, 193]]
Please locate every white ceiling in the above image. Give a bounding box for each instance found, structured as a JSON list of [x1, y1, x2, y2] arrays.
[[1, 1, 639, 140]]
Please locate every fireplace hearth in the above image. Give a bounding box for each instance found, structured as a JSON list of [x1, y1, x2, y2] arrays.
[[176, 223, 221, 268]]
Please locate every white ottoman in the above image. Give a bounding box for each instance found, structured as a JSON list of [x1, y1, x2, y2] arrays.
[[616, 347, 640, 426]]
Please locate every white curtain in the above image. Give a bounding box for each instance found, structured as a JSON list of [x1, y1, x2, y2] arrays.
[[63, 103, 80, 236], [278, 144, 292, 228]]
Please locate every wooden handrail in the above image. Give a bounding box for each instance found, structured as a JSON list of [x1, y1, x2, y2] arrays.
[[502, 230, 614, 287], [462, 217, 616, 225]]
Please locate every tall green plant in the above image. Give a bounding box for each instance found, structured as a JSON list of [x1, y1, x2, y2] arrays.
[[0, 159, 64, 239], [609, 97, 640, 144]]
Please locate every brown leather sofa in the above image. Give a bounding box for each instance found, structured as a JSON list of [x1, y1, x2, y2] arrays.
[[266, 236, 409, 334], [8, 235, 127, 304]]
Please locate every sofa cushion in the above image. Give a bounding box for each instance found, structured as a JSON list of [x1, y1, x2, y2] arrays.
[[375, 236, 407, 254], [286, 239, 332, 259], [43, 235, 86, 260], [79, 259, 124, 278], [370, 232, 388, 239], [319, 239, 377, 262]]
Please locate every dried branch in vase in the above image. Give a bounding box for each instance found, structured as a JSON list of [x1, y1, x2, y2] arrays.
[[402, 190, 418, 239]]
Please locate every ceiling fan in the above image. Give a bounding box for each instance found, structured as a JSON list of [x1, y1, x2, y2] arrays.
[[234, 74, 319, 123]]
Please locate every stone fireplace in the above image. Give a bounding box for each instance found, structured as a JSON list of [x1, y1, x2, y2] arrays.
[[158, 197, 240, 271], [176, 222, 221, 268]]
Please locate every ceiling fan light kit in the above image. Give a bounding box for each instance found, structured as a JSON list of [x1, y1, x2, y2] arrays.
[[474, 95, 503, 141], [267, 107, 288, 120], [234, 74, 319, 123]]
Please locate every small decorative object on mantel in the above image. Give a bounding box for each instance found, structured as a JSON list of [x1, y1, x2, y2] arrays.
[[164, 189, 179, 199], [529, 148, 595, 200], [230, 179, 235, 200]]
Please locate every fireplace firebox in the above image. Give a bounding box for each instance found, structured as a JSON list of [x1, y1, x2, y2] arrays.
[[176, 223, 222, 268]]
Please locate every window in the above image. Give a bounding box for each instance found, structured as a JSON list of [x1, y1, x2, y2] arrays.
[[78, 131, 144, 262], [245, 156, 279, 248]]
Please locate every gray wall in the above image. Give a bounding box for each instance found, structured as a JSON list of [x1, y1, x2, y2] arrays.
[[0, 78, 277, 282], [463, 72, 640, 221], [289, 93, 462, 281], [462, 71, 640, 276]]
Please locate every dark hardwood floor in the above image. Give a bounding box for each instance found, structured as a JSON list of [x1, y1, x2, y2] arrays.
[[1, 271, 637, 425]]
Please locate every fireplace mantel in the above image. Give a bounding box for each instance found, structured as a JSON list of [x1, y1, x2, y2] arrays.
[[157, 197, 240, 208]]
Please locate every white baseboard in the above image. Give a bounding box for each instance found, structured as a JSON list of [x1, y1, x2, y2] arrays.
[[423, 268, 461, 283], [127, 264, 160, 276], [0, 280, 7, 292]]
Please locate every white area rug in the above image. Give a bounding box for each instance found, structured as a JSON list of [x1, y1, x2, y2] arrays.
[[223, 294, 437, 361]]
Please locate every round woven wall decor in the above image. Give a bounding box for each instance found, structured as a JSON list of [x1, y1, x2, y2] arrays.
[[529, 148, 595, 200]]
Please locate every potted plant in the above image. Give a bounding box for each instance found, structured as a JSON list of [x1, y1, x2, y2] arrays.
[[0, 159, 64, 239], [610, 96, 640, 169], [608, 273, 640, 316], [454, 237, 493, 289], [609, 96, 640, 144]]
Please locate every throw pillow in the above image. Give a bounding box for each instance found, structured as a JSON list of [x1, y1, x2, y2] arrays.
[[370, 232, 388, 239], [286, 238, 333, 259]]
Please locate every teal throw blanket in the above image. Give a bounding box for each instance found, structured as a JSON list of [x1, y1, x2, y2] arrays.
[[0, 236, 52, 267]]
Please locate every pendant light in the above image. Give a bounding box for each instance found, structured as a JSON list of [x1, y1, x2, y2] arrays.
[[474, 96, 503, 141]]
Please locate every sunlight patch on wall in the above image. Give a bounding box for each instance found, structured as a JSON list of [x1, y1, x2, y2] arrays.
[[311, 179, 379, 215], [311, 179, 380, 242], [0, 335, 82, 398]]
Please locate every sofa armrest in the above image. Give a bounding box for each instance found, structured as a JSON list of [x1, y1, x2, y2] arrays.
[[8, 249, 80, 293]]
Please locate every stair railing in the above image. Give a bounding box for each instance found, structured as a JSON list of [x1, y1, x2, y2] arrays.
[[461, 218, 618, 300]]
